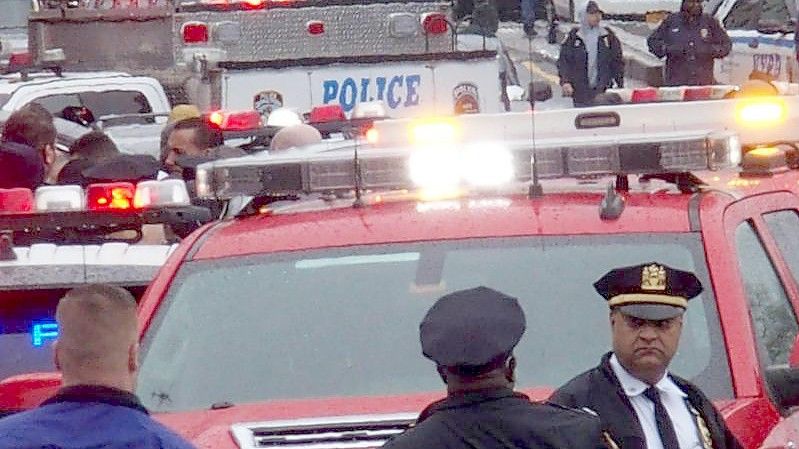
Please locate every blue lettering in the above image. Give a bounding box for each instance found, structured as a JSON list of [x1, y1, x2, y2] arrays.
[[387, 75, 404, 108], [360, 78, 370, 102], [32, 322, 58, 347], [322, 80, 339, 104], [339, 78, 358, 112], [404, 74, 421, 107], [376, 77, 387, 101]]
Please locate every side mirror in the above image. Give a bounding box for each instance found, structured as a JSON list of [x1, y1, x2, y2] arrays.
[[0, 373, 61, 416], [765, 336, 799, 415]]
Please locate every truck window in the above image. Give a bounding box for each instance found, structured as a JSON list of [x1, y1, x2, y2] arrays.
[[724, 0, 792, 29], [138, 233, 732, 413], [32, 91, 154, 124], [763, 210, 799, 286], [735, 221, 799, 367]]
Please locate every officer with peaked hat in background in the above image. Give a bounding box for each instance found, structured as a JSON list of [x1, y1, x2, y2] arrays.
[[383, 286, 605, 449], [550, 263, 743, 449]]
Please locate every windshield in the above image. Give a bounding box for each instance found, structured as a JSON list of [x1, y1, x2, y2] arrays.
[[32, 90, 154, 125], [724, 0, 792, 29], [138, 234, 731, 412]]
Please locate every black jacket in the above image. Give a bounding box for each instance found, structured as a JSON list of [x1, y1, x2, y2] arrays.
[[550, 353, 743, 449], [383, 388, 605, 449], [647, 12, 731, 86], [558, 27, 624, 106], [0, 141, 44, 189]]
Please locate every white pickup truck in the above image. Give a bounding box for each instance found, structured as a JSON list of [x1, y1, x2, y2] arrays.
[[0, 68, 171, 158]]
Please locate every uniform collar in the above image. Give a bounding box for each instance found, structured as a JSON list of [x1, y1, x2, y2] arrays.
[[41, 384, 149, 415], [609, 353, 687, 399]]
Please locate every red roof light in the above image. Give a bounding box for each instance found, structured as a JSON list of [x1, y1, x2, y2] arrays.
[[205, 110, 263, 131], [86, 183, 135, 211], [0, 188, 34, 214], [421, 12, 448, 35], [307, 21, 325, 35], [309, 105, 346, 124], [240, 0, 267, 8], [182, 22, 209, 44]]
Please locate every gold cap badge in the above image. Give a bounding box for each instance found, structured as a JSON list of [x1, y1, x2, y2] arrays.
[[641, 264, 667, 291]]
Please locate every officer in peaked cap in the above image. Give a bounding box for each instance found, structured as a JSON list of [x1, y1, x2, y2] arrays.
[[383, 286, 605, 449], [551, 263, 742, 449]]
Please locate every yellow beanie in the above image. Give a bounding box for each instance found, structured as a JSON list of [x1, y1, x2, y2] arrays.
[[168, 104, 201, 124]]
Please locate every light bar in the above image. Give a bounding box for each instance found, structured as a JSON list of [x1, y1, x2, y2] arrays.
[[1, 180, 194, 216], [195, 131, 741, 200]]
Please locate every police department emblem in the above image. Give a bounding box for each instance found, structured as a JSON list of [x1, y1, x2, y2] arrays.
[[254, 90, 284, 118], [453, 82, 480, 114]]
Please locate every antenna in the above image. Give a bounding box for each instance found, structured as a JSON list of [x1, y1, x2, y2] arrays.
[[527, 32, 544, 198], [352, 126, 365, 208]]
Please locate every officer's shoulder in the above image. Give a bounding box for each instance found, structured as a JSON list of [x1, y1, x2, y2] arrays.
[[382, 418, 448, 449], [552, 365, 600, 398]]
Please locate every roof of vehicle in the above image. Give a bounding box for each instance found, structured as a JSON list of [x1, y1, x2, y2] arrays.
[[188, 166, 799, 261], [0, 71, 136, 94]]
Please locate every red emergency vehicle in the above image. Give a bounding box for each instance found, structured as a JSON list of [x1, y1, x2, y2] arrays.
[[3, 95, 799, 448]]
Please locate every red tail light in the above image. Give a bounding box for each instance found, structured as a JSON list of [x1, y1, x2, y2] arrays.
[[86, 183, 135, 211], [684, 86, 712, 101], [307, 21, 325, 35], [631, 87, 658, 103], [182, 22, 209, 44], [421, 12, 448, 35], [309, 105, 346, 124], [0, 188, 34, 214], [205, 110, 263, 130]]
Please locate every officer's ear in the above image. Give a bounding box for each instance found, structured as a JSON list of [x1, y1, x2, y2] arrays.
[[53, 340, 62, 372], [437, 365, 449, 384], [128, 342, 139, 373], [41, 143, 56, 165], [505, 356, 517, 383]]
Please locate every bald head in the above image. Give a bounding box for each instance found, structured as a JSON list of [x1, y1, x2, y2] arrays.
[[55, 284, 139, 390]]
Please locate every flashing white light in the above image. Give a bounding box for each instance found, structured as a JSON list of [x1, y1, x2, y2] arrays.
[[727, 134, 742, 166], [409, 146, 461, 191], [133, 180, 191, 208], [34, 185, 84, 211], [461, 145, 515, 187], [352, 101, 388, 119], [267, 108, 303, 127]]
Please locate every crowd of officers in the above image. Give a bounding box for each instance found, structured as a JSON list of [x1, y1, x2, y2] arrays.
[[0, 262, 744, 449], [558, 0, 732, 107], [0, 103, 325, 194]]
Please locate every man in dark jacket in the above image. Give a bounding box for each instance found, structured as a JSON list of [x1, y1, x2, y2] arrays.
[[647, 0, 731, 86], [550, 263, 743, 449], [383, 286, 605, 449], [0, 284, 196, 449], [558, 1, 624, 107]]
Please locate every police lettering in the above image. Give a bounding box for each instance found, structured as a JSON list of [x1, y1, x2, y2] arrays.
[[322, 75, 421, 112]]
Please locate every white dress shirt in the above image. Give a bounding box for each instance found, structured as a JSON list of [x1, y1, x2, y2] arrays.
[[609, 354, 704, 449]]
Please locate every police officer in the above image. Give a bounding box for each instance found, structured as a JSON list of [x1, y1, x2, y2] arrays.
[[557, 1, 624, 107], [550, 263, 743, 449], [0, 284, 196, 449], [647, 0, 731, 86], [383, 286, 605, 449]]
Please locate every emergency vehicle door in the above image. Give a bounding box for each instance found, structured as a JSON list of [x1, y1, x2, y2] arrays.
[[719, 192, 799, 448], [715, 0, 796, 84]]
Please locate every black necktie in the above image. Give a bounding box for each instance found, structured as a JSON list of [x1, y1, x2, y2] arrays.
[[643, 386, 681, 449]]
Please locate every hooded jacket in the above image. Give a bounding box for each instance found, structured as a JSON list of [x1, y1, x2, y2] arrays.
[[558, 2, 624, 106]]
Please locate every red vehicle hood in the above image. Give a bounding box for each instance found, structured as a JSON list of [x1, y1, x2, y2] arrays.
[[155, 388, 554, 449]]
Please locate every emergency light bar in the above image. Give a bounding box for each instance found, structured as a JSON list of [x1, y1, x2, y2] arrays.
[[195, 130, 741, 200], [0, 180, 212, 248]]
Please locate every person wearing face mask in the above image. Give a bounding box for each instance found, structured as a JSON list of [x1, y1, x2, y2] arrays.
[[557, 1, 624, 107], [647, 0, 731, 86]]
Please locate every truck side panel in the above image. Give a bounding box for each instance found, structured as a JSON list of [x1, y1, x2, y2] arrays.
[[220, 56, 502, 117]]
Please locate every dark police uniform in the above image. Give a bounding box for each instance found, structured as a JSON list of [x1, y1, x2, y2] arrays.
[[647, 12, 731, 86], [0, 385, 196, 449], [550, 263, 743, 449], [383, 286, 606, 449]]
